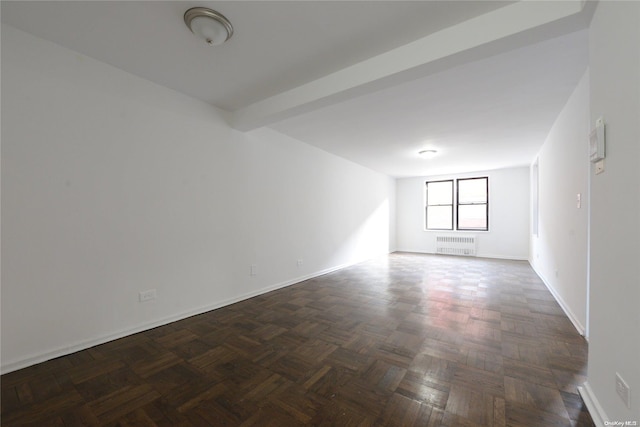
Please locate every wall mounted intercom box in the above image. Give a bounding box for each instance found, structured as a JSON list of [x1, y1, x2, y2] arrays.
[[590, 117, 606, 163]]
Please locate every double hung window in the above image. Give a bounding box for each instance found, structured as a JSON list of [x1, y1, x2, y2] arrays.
[[425, 177, 488, 231], [425, 180, 453, 230]]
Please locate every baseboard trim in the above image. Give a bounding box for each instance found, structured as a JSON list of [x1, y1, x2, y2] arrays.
[[0, 259, 364, 374], [393, 248, 527, 261], [578, 382, 607, 427], [530, 263, 587, 337], [479, 253, 528, 261]]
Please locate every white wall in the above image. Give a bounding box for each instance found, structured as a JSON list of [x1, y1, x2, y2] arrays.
[[0, 26, 395, 373], [582, 1, 640, 424], [396, 167, 529, 260], [530, 70, 589, 336]]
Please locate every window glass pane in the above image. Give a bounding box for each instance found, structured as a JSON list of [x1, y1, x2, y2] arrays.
[[458, 204, 487, 230], [427, 181, 453, 205], [427, 206, 453, 229], [458, 178, 487, 204]]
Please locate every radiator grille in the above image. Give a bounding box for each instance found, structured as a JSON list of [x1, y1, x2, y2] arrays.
[[436, 235, 476, 256]]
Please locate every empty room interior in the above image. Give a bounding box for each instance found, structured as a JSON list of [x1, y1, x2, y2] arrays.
[[1, 1, 638, 426]]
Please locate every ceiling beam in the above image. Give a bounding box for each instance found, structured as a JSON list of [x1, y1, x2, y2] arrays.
[[231, 0, 590, 132]]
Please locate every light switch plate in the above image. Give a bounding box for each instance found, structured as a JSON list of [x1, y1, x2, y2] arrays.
[[616, 372, 631, 408]]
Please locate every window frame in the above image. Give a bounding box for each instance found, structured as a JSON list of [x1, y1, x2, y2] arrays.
[[424, 179, 454, 230], [424, 176, 489, 232], [456, 177, 489, 231]]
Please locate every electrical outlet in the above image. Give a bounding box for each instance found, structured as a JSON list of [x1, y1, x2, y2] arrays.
[[139, 289, 157, 302], [250, 264, 257, 276], [616, 372, 631, 408], [297, 259, 303, 267]]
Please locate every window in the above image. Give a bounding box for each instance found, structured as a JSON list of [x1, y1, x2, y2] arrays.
[[457, 177, 488, 231], [425, 180, 453, 230], [425, 177, 488, 231], [532, 159, 539, 236]]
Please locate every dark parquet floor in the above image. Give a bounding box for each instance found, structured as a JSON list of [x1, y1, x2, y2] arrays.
[[1, 253, 594, 426]]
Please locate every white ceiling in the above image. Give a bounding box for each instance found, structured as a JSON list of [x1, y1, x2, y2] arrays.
[[271, 30, 588, 177], [1, 1, 591, 178]]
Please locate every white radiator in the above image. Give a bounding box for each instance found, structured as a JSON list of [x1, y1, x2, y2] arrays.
[[436, 235, 476, 256]]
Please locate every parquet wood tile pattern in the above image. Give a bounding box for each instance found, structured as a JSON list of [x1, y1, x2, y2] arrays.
[[1, 253, 594, 426]]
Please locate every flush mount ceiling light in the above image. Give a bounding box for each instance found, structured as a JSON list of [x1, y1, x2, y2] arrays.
[[184, 7, 233, 46], [419, 149, 438, 159]]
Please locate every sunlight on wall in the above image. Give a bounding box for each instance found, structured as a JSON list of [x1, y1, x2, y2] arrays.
[[329, 199, 391, 267]]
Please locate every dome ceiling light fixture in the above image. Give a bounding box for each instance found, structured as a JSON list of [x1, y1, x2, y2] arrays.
[[418, 149, 438, 159], [184, 7, 233, 46]]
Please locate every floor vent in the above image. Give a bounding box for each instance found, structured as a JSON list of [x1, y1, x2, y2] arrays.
[[436, 235, 476, 256]]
